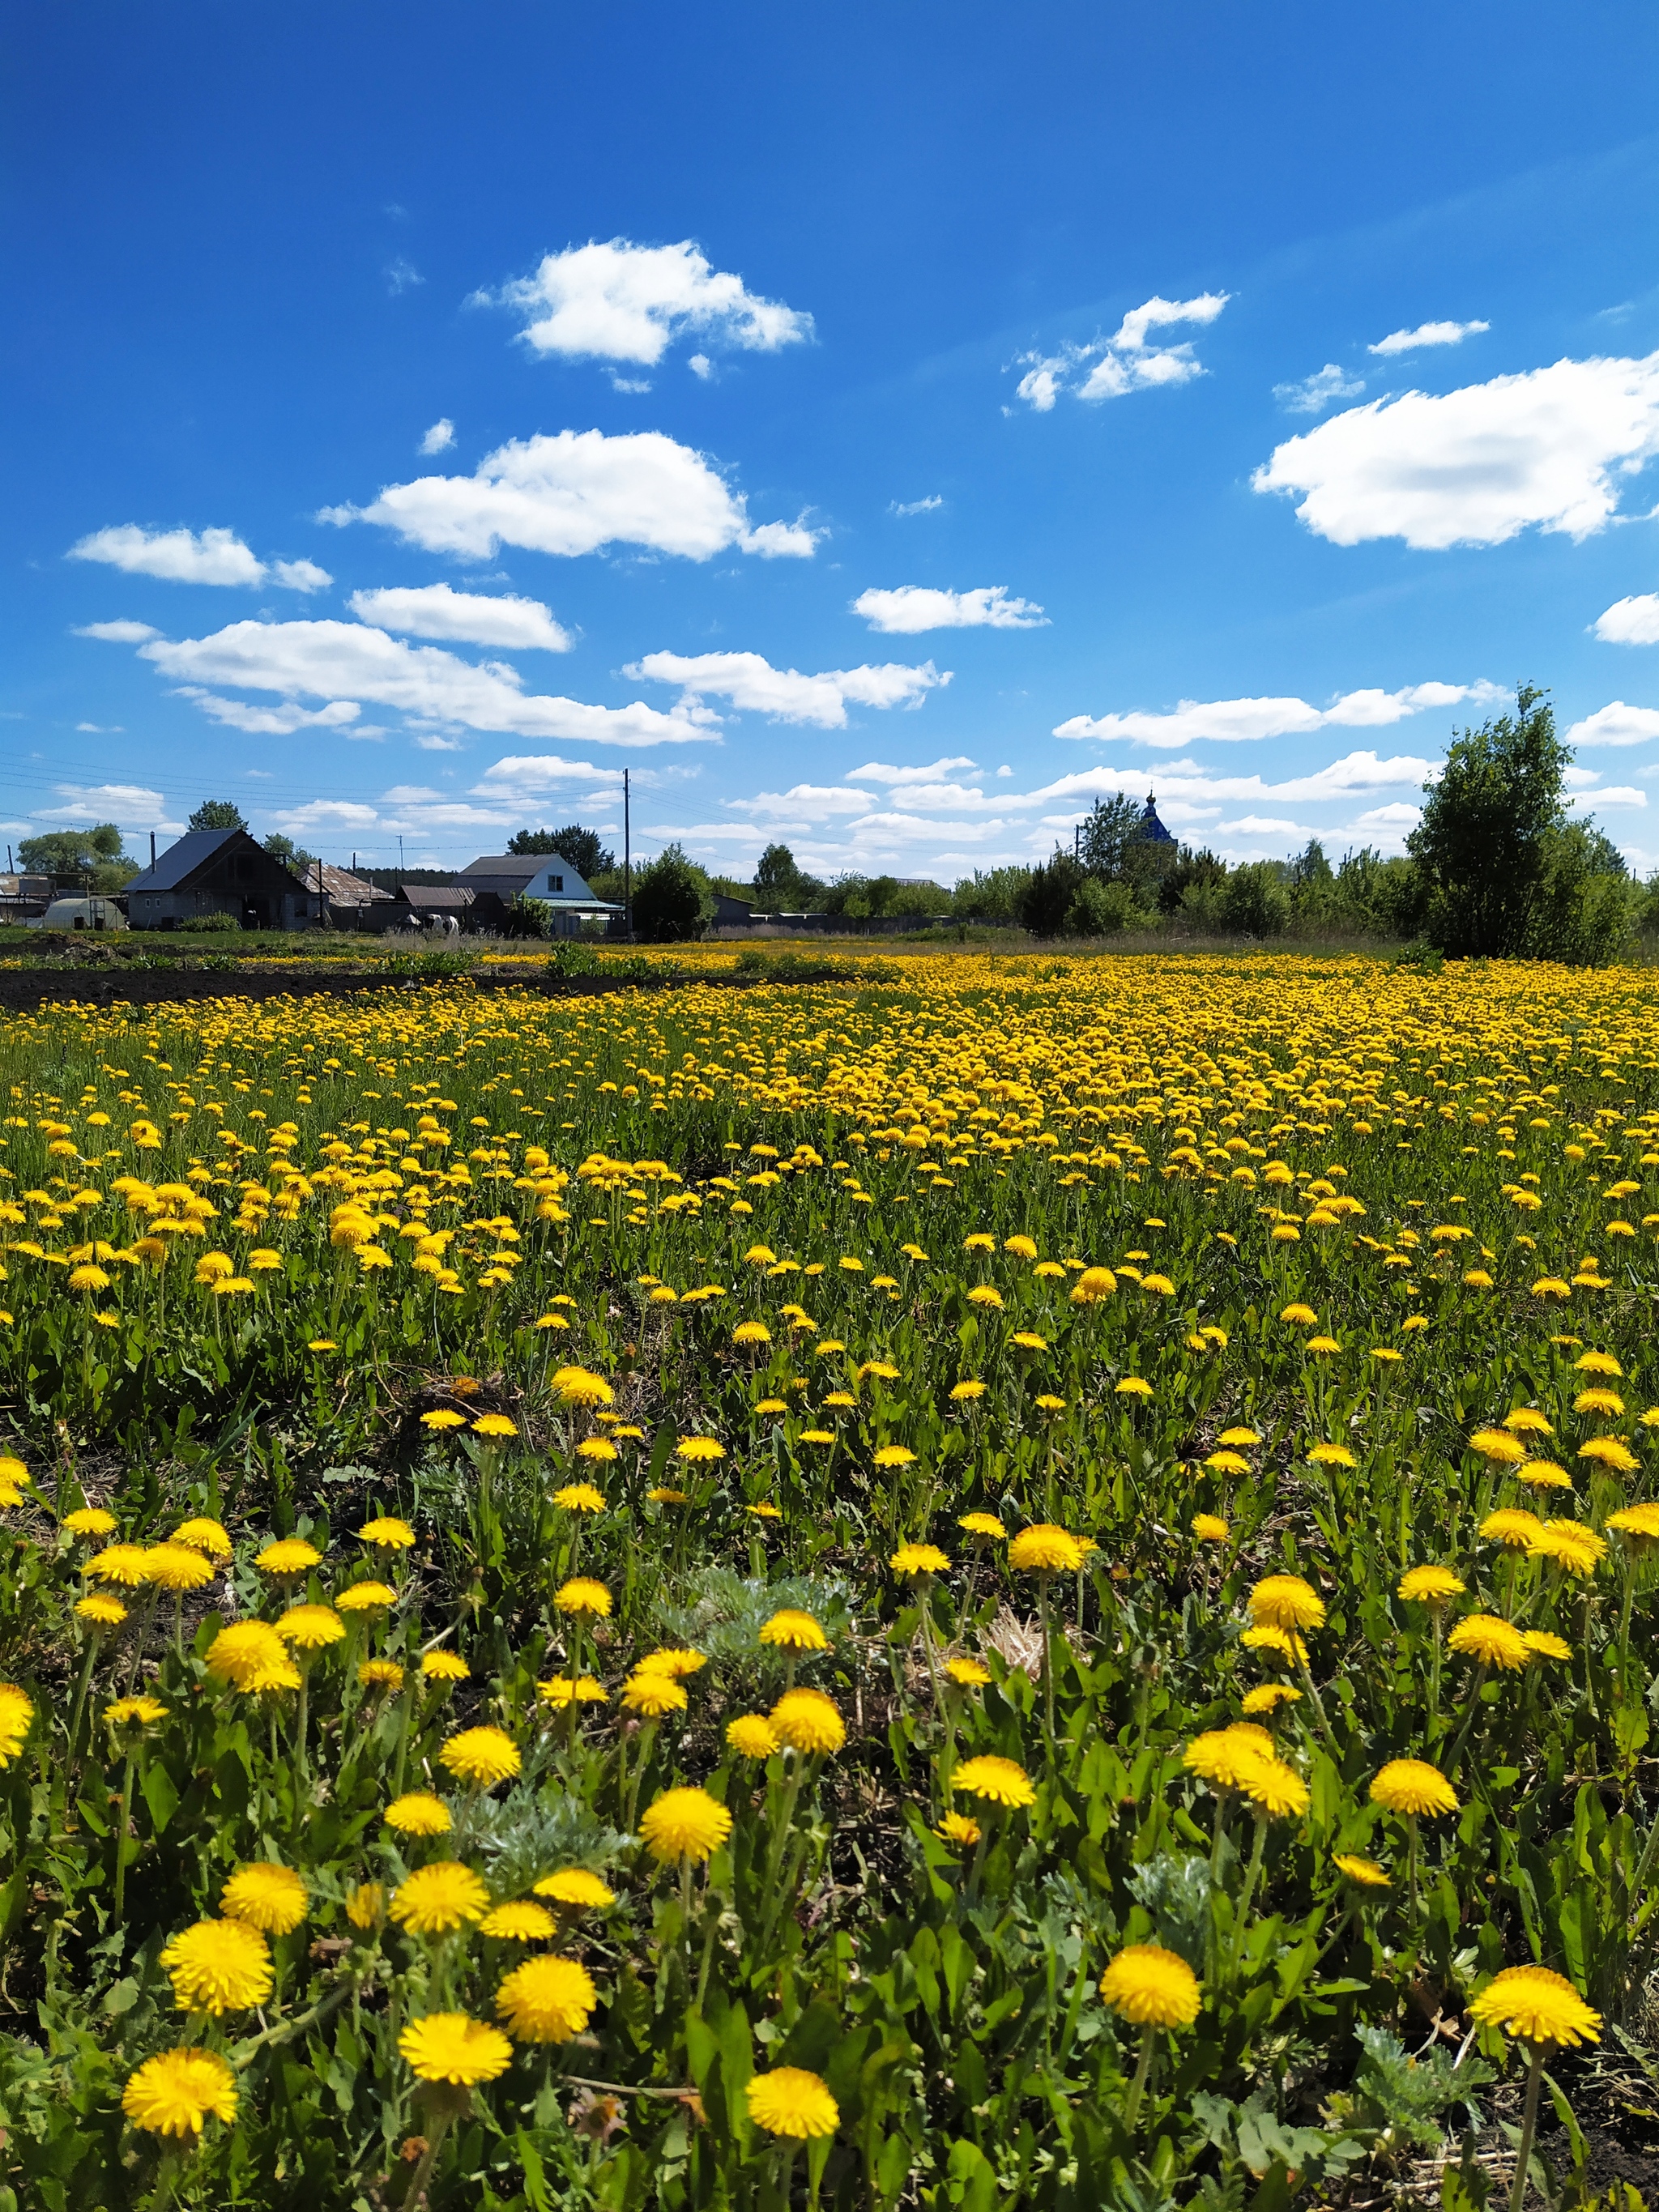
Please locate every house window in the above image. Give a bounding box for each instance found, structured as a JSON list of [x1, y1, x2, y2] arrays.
[[552, 875, 564, 893]]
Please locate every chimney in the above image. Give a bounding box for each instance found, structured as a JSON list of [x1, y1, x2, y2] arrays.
[[150, 832, 156, 865]]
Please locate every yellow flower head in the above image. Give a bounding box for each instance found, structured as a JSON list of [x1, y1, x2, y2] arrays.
[[946, 1656, 992, 1686], [553, 1482, 606, 1515], [1530, 1518, 1609, 1575], [1481, 1507, 1543, 1550], [205, 1621, 301, 1694], [1469, 1965, 1601, 2048], [171, 1516, 232, 1558], [1333, 1854, 1390, 1889], [1247, 1574, 1325, 1631], [553, 1577, 612, 1617], [936, 1810, 982, 1848], [346, 1882, 385, 1929], [386, 1792, 454, 1836], [122, 2048, 237, 2137], [1068, 1267, 1116, 1304], [478, 1901, 558, 1942], [759, 1608, 830, 1652], [390, 1861, 491, 1936], [1448, 1612, 1531, 1670], [532, 1868, 616, 1910], [622, 1670, 689, 1718], [275, 1603, 345, 1652], [1397, 1564, 1465, 1605], [220, 1862, 308, 1936], [335, 1579, 396, 1613], [1468, 1429, 1528, 1466], [638, 1786, 733, 1864], [399, 2011, 514, 2085], [421, 1649, 471, 1681], [1192, 1514, 1230, 1544], [552, 1366, 614, 1408], [440, 1727, 522, 1789], [358, 1516, 416, 1551], [1009, 1523, 1085, 1574], [889, 1542, 949, 1575], [1241, 1684, 1301, 1715], [726, 1713, 780, 1758], [65, 1507, 118, 1539], [87, 1543, 152, 1588], [104, 1694, 168, 1730], [160, 1919, 273, 2014], [75, 1593, 128, 1628], [1369, 1758, 1458, 1818], [1578, 1436, 1640, 1474], [951, 1754, 1035, 1809], [1098, 1944, 1201, 2030], [746, 2067, 840, 2140], [471, 1413, 519, 1438], [676, 1437, 725, 1464], [770, 1686, 847, 1755], [359, 1659, 406, 1692], [496, 1954, 597, 2042]]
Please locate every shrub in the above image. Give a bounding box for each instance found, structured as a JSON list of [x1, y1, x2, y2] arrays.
[[193, 910, 241, 934], [631, 846, 713, 943], [1064, 877, 1145, 936], [1219, 862, 1290, 937]]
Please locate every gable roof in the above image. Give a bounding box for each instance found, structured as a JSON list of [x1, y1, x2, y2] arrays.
[[318, 863, 391, 906], [458, 855, 538, 885], [124, 828, 241, 893]]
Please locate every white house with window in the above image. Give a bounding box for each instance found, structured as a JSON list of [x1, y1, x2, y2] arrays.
[[457, 853, 621, 937]]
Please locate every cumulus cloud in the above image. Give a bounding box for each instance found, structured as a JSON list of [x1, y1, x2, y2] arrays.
[[889, 495, 943, 517], [272, 558, 332, 593], [1054, 680, 1498, 748], [348, 584, 573, 652], [1253, 352, 1659, 548], [420, 418, 455, 455], [174, 689, 365, 735], [1569, 784, 1646, 809], [1368, 319, 1490, 356], [847, 757, 978, 784], [322, 428, 817, 562], [484, 239, 812, 366], [1273, 364, 1365, 415], [73, 619, 159, 642], [385, 258, 423, 295], [1029, 749, 1436, 806], [1013, 292, 1229, 411], [69, 524, 265, 586], [853, 585, 1047, 633], [37, 782, 174, 829], [470, 753, 631, 798], [1567, 701, 1659, 747], [130, 618, 711, 747], [625, 650, 948, 728], [1593, 594, 1659, 645]]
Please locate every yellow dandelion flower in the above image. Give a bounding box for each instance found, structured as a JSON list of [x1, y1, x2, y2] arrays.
[[220, 1863, 307, 1935], [746, 2067, 839, 2139], [1098, 1945, 1201, 2029], [399, 2012, 514, 2085]]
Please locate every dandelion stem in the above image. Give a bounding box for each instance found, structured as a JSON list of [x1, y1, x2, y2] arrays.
[[1507, 2042, 1545, 2212], [1230, 1811, 1269, 1975], [1120, 2023, 1156, 2134]]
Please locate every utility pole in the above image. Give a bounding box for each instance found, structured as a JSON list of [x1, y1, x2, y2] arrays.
[[623, 769, 632, 940], [399, 834, 405, 873]]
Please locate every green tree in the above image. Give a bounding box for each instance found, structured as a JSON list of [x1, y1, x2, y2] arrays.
[[1407, 685, 1567, 956], [507, 824, 616, 878], [187, 799, 249, 833], [1219, 860, 1290, 937], [1077, 794, 1143, 879], [262, 832, 318, 880], [1016, 850, 1085, 938], [1065, 876, 1145, 936], [950, 866, 1031, 924], [1530, 821, 1634, 965], [630, 843, 713, 943], [17, 823, 137, 892], [753, 842, 825, 909]]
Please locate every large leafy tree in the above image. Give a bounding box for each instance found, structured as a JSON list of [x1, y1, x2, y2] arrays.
[[17, 822, 137, 891], [1408, 685, 1567, 957], [262, 833, 318, 879], [507, 824, 616, 878], [630, 843, 712, 942], [187, 799, 249, 833]]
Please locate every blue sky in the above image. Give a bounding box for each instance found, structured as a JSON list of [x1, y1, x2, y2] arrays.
[[8, 2, 1659, 883]]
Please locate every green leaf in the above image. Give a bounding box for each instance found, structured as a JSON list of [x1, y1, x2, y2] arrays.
[[141, 1760, 180, 1834]]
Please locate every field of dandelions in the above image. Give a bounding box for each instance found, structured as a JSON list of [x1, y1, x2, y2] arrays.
[[1, 950, 1657, 2211]]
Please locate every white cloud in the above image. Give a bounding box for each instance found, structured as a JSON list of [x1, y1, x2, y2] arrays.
[[1593, 594, 1659, 645], [69, 524, 265, 586], [139, 619, 712, 747], [1570, 784, 1646, 809], [75, 722, 122, 733], [1567, 701, 1659, 747], [74, 619, 159, 642], [1013, 291, 1229, 411], [385, 258, 423, 296], [853, 585, 1047, 633], [1029, 749, 1436, 806], [1353, 801, 1422, 829], [847, 757, 978, 784], [890, 495, 943, 517], [625, 650, 947, 728], [37, 782, 173, 829], [470, 753, 630, 798], [272, 800, 382, 835], [348, 585, 573, 652], [420, 418, 455, 455], [272, 558, 332, 593], [1253, 352, 1659, 548], [1220, 815, 1310, 837], [323, 428, 815, 562], [1368, 319, 1490, 356], [688, 353, 712, 380], [1273, 364, 1365, 415], [995, 764, 1012, 777], [1055, 680, 1497, 748], [487, 238, 812, 366], [174, 688, 365, 735]]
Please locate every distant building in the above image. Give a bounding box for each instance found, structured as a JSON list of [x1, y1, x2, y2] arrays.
[[1140, 792, 1176, 846], [316, 863, 394, 927], [457, 854, 621, 937], [0, 874, 53, 924], [125, 829, 322, 931], [711, 892, 753, 926]]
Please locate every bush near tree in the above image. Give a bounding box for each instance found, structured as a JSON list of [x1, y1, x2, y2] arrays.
[[630, 844, 714, 942]]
